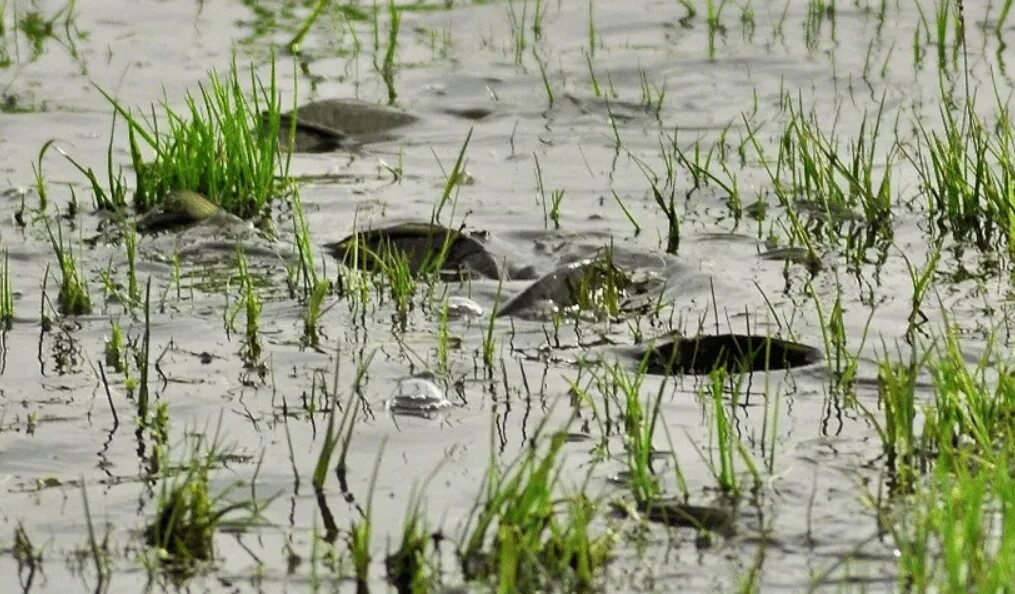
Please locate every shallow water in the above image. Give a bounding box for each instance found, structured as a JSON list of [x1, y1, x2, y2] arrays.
[[2, 0, 1013, 592]]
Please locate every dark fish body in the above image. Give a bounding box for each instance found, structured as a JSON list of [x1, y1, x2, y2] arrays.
[[496, 257, 636, 319], [324, 222, 502, 279], [277, 99, 418, 152], [639, 333, 822, 375]]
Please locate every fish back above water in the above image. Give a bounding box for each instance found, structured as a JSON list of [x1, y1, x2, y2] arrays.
[[136, 190, 221, 233], [497, 256, 658, 319], [636, 333, 823, 375], [278, 99, 418, 152], [324, 222, 503, 279]]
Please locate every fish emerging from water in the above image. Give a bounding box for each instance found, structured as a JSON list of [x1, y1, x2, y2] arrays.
[[324, 222, 503, 280], [275, 99, 418, 152]]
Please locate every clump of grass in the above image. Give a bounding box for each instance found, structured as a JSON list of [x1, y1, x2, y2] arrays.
[[313, 360, 361, 492], [806, 271, 874, 395], [742, 94, 894, 250], [145, 435, 257, 571], [104, 318, 126, 373], [32, 139, 57, 213], [386, 491, 436, 593], [123, 223, 140, 306], [703, 369, 760, 497], [101, 58, 288, 219], [231, 248, 262, 368], [349, 442, 384, 588], [0, 247, 13, 329], [376, 0, 401, 105], [58, 113, 130, 212], [12, 522, 43, 588], [288, 189, 320, 298], [460, 431, 614, 592], [634, 156, 681, 253], [14, 0, 80, 62], [46, 220, 91, 316], [855, 313, 1015, 586], [872, 354, 922, 492], [904, 85, 1015, 257], [302, 278, 331, 349], [884, 325, 1015, 589], [571, 248, 632, 319], [892, 455, 1015, 592], [709, 369, 737, 494], [591, 358, 667, 503]]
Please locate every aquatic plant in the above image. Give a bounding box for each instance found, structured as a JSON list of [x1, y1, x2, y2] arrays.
[[860, 320, 1015, 588], [0, 247, 12, 329], [709, 369, 737, 494], [312, 359, 361, 492], [302, 278, 331, 349], [641, 165, 680, 254], [8, 0, 81, 63], [903, 82, 1015, 258], [376, 0, 401, 105], [136, 279, 153, 421], [31, 139, 56, 213], [80, 483, 112, 590], [46, 220, 91, 316], [432, 128, 472, 225], [123, 223, 140, 306], [59, 113, 129, 212], [460, 431, 613, 592], [12, 521, 43, 588], [232, 248, 262, 368], [533, 48, 554, 107], [145, 436, 256, 570], [506, 0, 528, 65], [549, 190, 565, 230], [892, 454, 1015, 592], [741, 93, 894, 250], [610, 190, 641, 235], [482, 281, 503, 371], [871, 354, 922, 491], [288, 189, 319, 299], [349, 443, 384, 588], [595, 358, 664, 503], [103, 318, 126, 374], [386, 487, 437, 593], [693, 369, 760, 498], [103, 58, 288, 219], [435, 297, 451, 375], [807, 272, 873, 395]]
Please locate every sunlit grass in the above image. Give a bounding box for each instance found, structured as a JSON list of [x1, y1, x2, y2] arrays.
[[460, 431, 614, 592], [95, 58, 290, 220]]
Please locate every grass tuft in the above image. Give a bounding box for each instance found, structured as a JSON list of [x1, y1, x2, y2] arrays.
[[46, 220, 91, 316], [0, 246, 12, 329], [97, 58, 289, 220]]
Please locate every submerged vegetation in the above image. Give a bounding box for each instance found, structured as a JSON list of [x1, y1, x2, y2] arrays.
[[5, 0, 1015, 591]]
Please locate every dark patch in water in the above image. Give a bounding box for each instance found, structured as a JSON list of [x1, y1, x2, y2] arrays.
[[277, 99, 418, 153], [442, 106, 494, 120], [324, 222, 503, 279], [637, 333, 822, 375], [637, 498, 735, 534]]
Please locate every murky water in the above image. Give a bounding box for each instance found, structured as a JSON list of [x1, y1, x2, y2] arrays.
[[2, 0, 1012, 592]]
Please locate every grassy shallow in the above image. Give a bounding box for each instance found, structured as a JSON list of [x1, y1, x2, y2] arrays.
[[4, 0, 1015, 592]]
